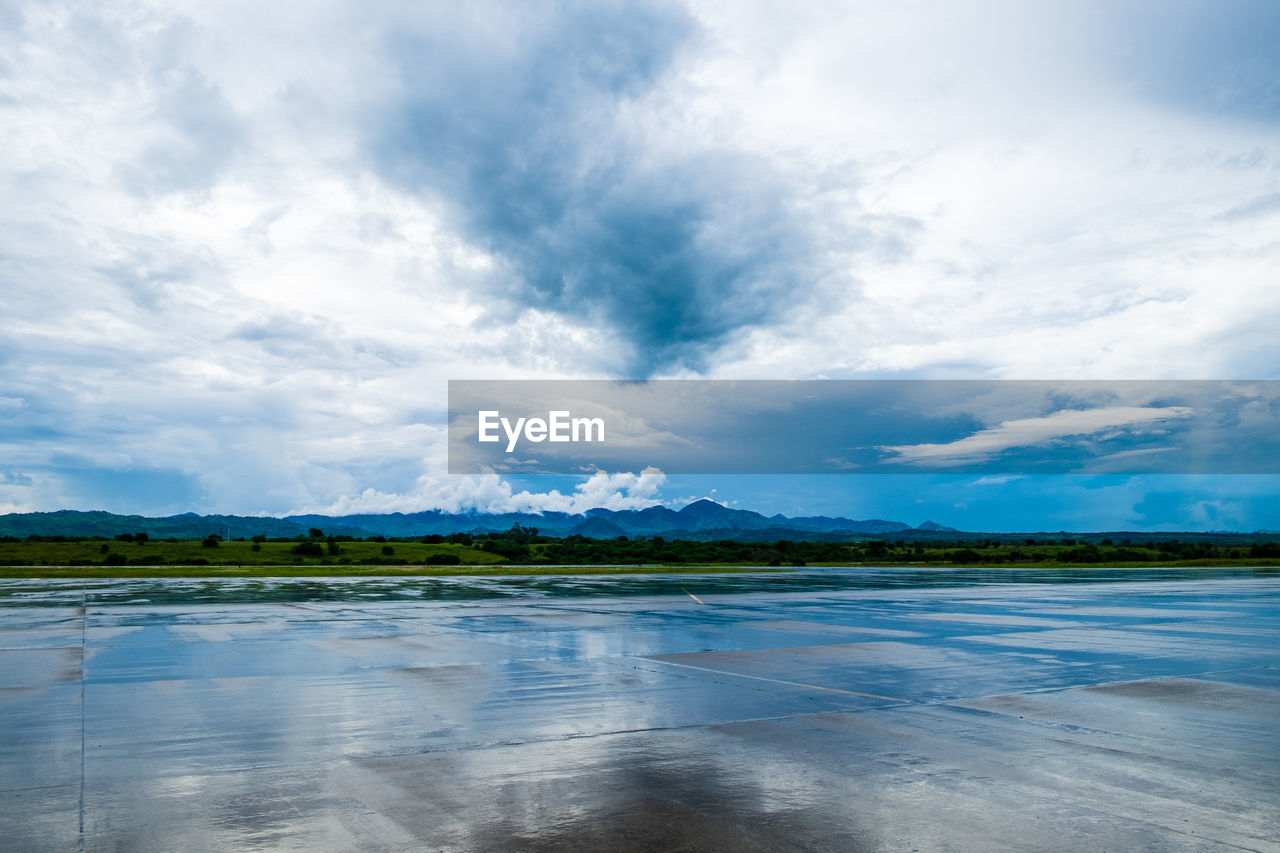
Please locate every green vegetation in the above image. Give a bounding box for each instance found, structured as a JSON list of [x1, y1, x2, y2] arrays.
[[0, 563, 772, 579], [0, 526, 1277, 578], [0, 534, 503, 571]]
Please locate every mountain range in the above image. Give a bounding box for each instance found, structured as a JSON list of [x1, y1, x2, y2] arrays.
[[0, 500, 958, 541]]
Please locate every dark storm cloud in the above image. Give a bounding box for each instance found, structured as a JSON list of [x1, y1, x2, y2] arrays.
[[367, 1, 849, 375]]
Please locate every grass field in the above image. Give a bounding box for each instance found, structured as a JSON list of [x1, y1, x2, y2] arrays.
[[0, 564, 780, 579], [0, 535, 1277, 578], [0, 538, 502, 568], [0, 538, 791, 578]]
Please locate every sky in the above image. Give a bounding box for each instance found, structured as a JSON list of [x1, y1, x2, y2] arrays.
[[1, 0, 1278, 530]]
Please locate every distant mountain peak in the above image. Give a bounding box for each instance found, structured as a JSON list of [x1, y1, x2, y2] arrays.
[[678, 499, 738, 516]]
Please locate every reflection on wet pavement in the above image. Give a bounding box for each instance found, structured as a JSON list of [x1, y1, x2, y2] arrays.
[[1, 568, 1277, 851]]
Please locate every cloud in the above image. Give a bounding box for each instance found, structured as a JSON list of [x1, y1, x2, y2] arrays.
[[1132, 488, 1253, 531], [301, 467, 668, 516], [879, 406, 1196, 467], [365, 1, 867, 375], [1217, 192, 1280, 222], [118, 68, 245, 195]]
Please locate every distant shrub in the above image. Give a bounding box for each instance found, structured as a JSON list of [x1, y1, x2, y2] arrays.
[[424, 554, 461, 565], [1058, 544, 1102, 563], [292, 541, 323, 557], [381, 545, 394, 556]]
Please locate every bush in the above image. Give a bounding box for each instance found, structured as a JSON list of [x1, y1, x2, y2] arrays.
[[424, 553, 461, 565], [292, 541, 323, 557], [381, 545, 394, 556]]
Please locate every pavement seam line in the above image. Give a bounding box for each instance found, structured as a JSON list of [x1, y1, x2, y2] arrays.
[[639, 657, 908, 702], [78, 584, 86, 853]]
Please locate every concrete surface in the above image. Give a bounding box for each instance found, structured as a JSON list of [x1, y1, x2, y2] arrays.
[[0, 569, 1277, 851]]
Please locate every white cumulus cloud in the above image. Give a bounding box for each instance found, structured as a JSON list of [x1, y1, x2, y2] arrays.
[[299, 467, 668, 516]]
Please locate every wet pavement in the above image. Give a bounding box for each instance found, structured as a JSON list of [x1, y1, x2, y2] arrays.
[[1, 568, 1277, 851]]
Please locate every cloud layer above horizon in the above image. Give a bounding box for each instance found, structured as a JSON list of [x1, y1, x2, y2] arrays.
[[1, 0, 1277, 524]]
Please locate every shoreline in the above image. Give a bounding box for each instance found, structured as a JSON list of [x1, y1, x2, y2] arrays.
[[1, 561, 1276, 580]]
